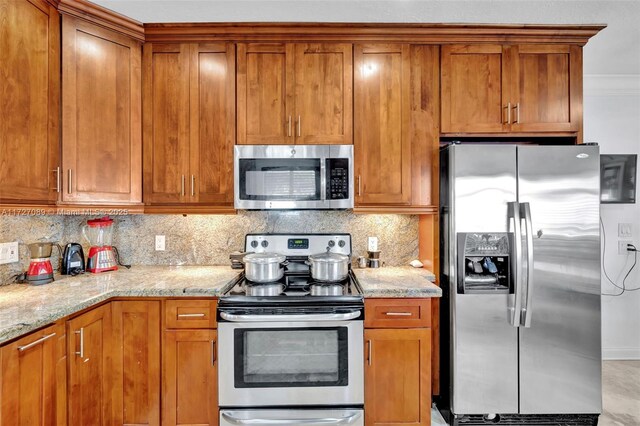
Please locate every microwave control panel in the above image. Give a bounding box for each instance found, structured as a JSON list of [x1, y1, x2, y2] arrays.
[[327, 158, 349, 199]]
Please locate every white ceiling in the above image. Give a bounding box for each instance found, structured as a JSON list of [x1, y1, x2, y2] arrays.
[[92, 0, 640, 75]]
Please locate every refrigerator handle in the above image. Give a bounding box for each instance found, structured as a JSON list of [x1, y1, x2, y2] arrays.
[[520, 202, 534, 327], [507, 201, 523, 327]]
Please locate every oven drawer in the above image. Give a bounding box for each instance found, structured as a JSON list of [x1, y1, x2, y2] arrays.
[[364, 298, 431, 328], [165, 300, 217, 329], [220, 409, 364, 426]]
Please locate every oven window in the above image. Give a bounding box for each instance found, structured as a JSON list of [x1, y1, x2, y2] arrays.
[[234, 327, 348, 388], [239, 159, 321, 201]]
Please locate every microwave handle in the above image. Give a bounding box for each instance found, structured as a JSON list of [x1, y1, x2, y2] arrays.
[[221, 411, 362, 425], [219, 311, 360, 322], [321, 159, 327, 202]]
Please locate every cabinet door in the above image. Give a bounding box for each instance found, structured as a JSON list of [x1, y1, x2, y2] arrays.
[[67, 303, 112, 426], [510, 45, 581, 132], [143, 43, 191, 204], [163, 330, 217, 426], [354, 44, 411, 205], [189, 43, 235, 204], [237, 43, 294, 145], [0, 0, 59, 204], [61, 16, 142, 204], [112, 301, 161, 426], [294, 43, 353, 145], [364, 328, 431, 426], [0, 323, 64, 426], [441, 44, 509, 133]]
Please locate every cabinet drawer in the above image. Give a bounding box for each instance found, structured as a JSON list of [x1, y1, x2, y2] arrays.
[[364, 299, 431, 328], [164, 300, 217, 329]]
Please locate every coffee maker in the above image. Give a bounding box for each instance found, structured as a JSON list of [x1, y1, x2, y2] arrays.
[[83, 216, 118, 273], [26, 242, 61, 285]]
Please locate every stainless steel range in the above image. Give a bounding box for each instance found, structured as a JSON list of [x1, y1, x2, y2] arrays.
[[218, 233, 364, 426]]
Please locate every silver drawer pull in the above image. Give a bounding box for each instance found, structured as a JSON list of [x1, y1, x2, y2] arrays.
[[75, 328, 84, 359], [18, 332, 56, 352], [177, 313, 206, 318], [385, 312, 413, 316]]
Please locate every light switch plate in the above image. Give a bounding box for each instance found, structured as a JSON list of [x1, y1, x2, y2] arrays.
[[155, 235, 165, 251], [0, 242, 19, 264], [618, 223, 632, 238]]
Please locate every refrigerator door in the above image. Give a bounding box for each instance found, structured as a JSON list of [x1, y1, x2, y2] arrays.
[[449, 144, 520, 414], [517, 145, 602, 414]]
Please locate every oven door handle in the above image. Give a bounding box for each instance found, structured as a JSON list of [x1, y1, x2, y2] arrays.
[[221, 411, 362, 425], [219, 311, 361, 322]]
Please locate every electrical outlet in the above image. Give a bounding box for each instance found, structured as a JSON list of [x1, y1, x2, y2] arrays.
[[368, 236, 378, 252], [0, 242, 19, 265], [155, 235, 165, 251], [618, 240, 633, 255], [618, 223, 633, 238]]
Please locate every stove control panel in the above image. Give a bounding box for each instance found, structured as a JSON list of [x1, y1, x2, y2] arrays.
[[245, 234, 351, 256]]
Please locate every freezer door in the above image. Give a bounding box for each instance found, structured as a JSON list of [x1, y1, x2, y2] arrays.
[[517, 145, 601, 414], [449, 144, 519, 414]]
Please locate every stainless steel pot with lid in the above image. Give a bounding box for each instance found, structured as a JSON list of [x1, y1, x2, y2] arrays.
[[243, 252, 288, 283], [307, 250, 350, 282]]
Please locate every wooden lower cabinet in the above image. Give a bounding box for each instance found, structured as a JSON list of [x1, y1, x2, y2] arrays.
[[67, 303, 113, 426], [162, 329, 218, 426], [0, 323, 66, 426], [364, 328, 432, 426]]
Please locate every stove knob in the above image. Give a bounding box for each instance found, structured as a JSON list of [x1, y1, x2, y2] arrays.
[[250, 240, 258, 249], [328, 240, 335, 248], [261, 240, 269, 248], [338, 240, 346, 248]]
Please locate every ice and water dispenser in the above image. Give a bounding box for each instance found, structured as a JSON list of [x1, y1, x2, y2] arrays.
[[457, 233, 512, 294]]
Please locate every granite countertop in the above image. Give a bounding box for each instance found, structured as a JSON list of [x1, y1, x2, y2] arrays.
[[0, 265, 441, 345], [354, 266, 441, 298], [0, 266, 240, 345]]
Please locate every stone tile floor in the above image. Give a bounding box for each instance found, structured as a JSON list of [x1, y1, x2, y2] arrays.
[[433, 361, 640, 425]]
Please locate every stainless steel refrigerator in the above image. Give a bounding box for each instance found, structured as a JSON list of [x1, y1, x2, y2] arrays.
[[439, 144, 601, 426]]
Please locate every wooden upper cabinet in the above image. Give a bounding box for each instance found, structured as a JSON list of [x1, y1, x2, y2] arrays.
[[441, 44, 508, 134], [0, 323, 65, 426], [510, 44, 581, 132], [143, 43, 190, 204], [294, 43, 353, 144], [0, 0, 60, 204], [237, 42, 352, 145], [354, 44, 439, 212], [162, 329, 218, 426], [67, 303, 112, 426], [61, 16, 142, 204], [237, 43, 294, 145], [111, 301, 161, 426], [364, 328, 432, 426], [190, 43, 236, 204], [441, 43, 582, 135], [355, 44, 411, 205]]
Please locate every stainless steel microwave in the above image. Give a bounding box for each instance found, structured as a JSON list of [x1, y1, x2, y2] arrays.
[[234, 145, 354, 210]]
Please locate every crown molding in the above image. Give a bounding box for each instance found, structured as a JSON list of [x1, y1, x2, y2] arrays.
[[57, 0, 144, 41]]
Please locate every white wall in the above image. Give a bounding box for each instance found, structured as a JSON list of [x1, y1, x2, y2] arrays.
[[584, 75, 640, 360]]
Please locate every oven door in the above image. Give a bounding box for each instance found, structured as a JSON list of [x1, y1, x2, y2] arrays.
[[218, 313, 363, 407], [220, 409, 364, 426]]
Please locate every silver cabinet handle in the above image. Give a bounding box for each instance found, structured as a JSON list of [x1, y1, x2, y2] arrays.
[[191, 175, 195, 197], [211, 340, 216, 366], [297, 115, 301, 137], [220, 311, 360, 323], [287, 115, 292, 137], [367, 339, 372, 366], [181, 175, 185, 197], [52, 167, 61, 193], [504, 102, 512, 124], [18, 332, 56, 352], [67, 169, 73, 194], [521, 202, 534, 327], [513, 102, 520, 124], [177, 313, 206, 318], [385, 312, 412, 316], [75, 328, 84, 359], [508, 201, 523, 327], [221, 411, 362, 425], [357, 175, 362, 197]]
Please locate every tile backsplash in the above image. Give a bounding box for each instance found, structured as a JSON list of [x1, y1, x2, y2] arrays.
[[1, 211, 419, 285]]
